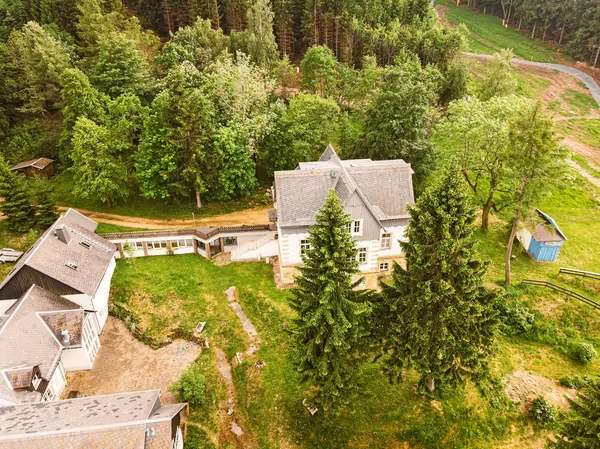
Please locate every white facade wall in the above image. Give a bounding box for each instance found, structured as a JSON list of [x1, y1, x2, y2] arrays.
[[377, 226, 408, 259], [61, 346, 92, 371], [92, 257, 115, 331], [516, 228, 532, 252], [43, 362, 66, 402]]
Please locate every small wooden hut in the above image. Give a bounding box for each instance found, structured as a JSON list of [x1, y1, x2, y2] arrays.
[[517, 209, 567, 262]]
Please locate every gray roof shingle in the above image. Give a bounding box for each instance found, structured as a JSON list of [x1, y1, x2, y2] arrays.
[[0, 286, 83, 404], [275, 145, 414, 227], [0, 390, 186, 448], [0, 209, 116, 299]]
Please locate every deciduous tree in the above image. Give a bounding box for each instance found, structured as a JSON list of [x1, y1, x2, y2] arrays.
[[245, 0, 278, 68], [476, 50, 518, 101], [504, 102, 567, 285], [71, 117, 129, 207], [434, 95, 529, 229], [136, 62, 215, 208]]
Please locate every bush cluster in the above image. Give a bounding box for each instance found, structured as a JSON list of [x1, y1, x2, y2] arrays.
[[529, 396, 557, 426], [559, 375, 590, 389], [170, 364, 208, 407], [494, 297, 598, 364], [572, 342, 597, 364], [494, 295, 535, 336]]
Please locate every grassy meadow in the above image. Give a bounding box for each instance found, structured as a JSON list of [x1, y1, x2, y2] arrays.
[[435, 0, 561, 63]]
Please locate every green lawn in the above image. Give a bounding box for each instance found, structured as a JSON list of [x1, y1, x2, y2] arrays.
[[95, 222, 150, 234], [109, 179, 600, 449], [436, 0, 559, 62], [50, 171, 271, 219]]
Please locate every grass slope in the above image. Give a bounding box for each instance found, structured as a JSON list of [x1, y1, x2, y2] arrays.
[[436, 0, 559, 62], [110, 172, 600, 449]]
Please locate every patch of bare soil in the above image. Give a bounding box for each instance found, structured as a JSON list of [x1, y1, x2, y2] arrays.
[[435, 6, 454, 28], [504, 370, 576, 412], [58, 206, 271, 230], [564, 138, 600, 168], [63, 316, 201, 403]]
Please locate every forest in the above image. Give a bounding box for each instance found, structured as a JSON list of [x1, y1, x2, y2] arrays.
[[0, 0, 467, 211], [461, 0, 600, 65]]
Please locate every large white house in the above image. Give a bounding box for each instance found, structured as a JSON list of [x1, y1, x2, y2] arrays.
[[0, 209, 116, 406], [0, 209, 116, 334], [0, 285, 101, 406], [272, 145, 415, 288]]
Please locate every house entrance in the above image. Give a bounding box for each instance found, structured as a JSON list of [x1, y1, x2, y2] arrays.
[[209, 239, 221, 258]]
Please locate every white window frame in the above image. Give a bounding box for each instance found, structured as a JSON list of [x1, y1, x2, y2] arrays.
[[224, 236, 238, 246], [379, 262, 389, 271], [32, 373, 41, 390], [83, 314, 100, 363], [300, 239, 311, 254], [380, 232, 392, 249], [357, 248, 367, 265], [134, 241, 144, 250], [342, 223, 352, 234], [353, 220, 363, 235], [170, 240, 179, 249]]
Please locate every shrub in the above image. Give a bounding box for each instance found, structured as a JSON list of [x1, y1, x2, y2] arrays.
[[560, 375, 590, 389], [169, 364, 208, 407], [494, 296, 535, 336], [572, 342, 597, 364], [529, 396, 557, 426]]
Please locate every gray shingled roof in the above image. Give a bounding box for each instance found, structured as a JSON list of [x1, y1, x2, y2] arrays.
[[0, 285, 83, 404], [275, 145, 414, 227], [0, 209, 116, 298], [9, 158, 54, 171], [0, 390, 186, 448]]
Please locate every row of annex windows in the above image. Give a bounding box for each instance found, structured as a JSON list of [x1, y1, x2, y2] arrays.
[[134, 239, 194, 251]]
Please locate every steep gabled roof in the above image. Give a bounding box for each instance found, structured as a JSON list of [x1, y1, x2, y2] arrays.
[[9, 158, 54, 171], [275, 144, 414, 227], [0, 390, 186, 448], [0, 285, 83, 404], [0, 209, 116, 299]]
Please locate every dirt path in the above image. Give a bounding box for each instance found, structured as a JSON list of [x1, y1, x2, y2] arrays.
[[563, 138, 600, 168], [64, 316, 202, 404], [57, 206, 271, 230], [213, 286, 264, 449], [570, 159, 600, 188]]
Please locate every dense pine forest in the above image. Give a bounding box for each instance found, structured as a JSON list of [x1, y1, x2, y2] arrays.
[[0, 0, 468, 209]]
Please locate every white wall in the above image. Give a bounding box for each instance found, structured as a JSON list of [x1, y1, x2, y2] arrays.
[[61, 347, 92, 371], [517, 228, 532, 251], [91, 257, 115, 332], [378, 226, 407, 258]]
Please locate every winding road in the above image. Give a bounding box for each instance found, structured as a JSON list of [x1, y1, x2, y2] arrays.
[[465, 52, 600, 107]]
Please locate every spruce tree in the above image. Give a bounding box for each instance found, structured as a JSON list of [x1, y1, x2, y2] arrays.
[[289, 189, 371, 412], [31, 179, 58, 228], [378, 166, 498, 393], [549, 377, 600, 449], [0, 170, 35, 233]]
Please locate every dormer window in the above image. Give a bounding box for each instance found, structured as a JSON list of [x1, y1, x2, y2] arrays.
[[65, 260, 78, 270], [79, 241, 90, 249], [32, 373, 41, 390]]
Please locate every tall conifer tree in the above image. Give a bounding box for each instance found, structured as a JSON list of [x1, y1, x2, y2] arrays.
[[378, 167, 498, 393], [550, 377, 600, 448], [289, 189, 371, 412], [0, 170, 35, 233]]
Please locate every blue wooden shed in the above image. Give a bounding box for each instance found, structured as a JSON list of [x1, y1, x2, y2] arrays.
[[517, 209, 567, 262]]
